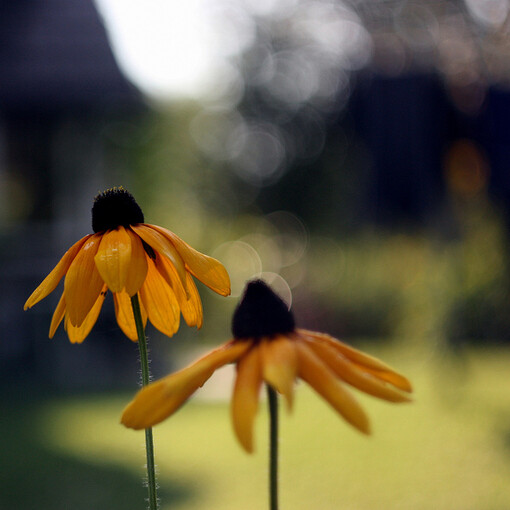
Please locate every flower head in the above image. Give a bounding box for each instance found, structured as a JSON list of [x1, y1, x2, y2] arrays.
[[24, 187, 230, 343], [121, 280, 412, 453]]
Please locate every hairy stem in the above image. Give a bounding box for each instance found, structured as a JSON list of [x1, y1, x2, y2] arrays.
[[131, 294, 158, 510]]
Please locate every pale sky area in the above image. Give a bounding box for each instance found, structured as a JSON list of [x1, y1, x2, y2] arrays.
[[94, 0, 255, 100]]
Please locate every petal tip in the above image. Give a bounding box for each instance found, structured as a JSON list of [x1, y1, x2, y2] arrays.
[[120, 404, 145, 430], [237, 436, 254, 454], [353, 413, 371, 436], [219, 285, 231, 297], [361, 423, 372, 435]]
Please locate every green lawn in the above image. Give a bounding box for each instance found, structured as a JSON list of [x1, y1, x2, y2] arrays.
[[5, 344, 510, 510]]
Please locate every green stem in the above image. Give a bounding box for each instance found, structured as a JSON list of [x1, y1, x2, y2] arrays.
[[131, 294, 159, 510], [267, 385, 279, 510]]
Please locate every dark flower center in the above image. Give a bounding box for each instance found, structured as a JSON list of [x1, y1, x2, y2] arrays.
[[232, 279, 295, 339], [92, 187, 144, 233]]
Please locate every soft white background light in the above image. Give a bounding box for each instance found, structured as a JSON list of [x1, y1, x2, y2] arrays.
[[94, 0, 221, 99]]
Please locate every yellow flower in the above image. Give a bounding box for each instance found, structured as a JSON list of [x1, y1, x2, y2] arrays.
[[121, 280, 412, 453], [24, 187, 230, 343]]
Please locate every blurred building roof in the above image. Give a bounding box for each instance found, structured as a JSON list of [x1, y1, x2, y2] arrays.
[[0, 0, 141, 115]]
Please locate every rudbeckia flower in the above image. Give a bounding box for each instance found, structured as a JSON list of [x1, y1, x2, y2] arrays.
[[121, 280, 412, 453], [24, 187, 230, 343]]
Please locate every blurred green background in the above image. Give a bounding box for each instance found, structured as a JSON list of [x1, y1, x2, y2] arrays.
[[3, 0, 510, 508]]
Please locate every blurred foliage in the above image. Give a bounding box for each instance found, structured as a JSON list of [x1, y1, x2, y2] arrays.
[[297, 194, 510, 347], [105, 103, 510, 352]]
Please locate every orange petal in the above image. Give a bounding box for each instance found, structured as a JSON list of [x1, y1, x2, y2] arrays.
[[131, 224, 187, 292], [356, 364, 413, 394], [64, 285, 107, 343], [231, 345, 262, 453], [64, 234, 105, 327], [49, 292, 66, 338], [121, 340, 250, 429], [154, 257, 203, 328], [139, 257, 180, 337], [260, 336, 297, 410], [94, 227, 132, 293], [113, 291, 147, 341], [124, 228, 148, 296], [180, 273, 203, 329], [154, 253, 188, 305], [148, 224, 231, 297], [303, 336, 412, 403], [296, 340, 371, 435], [298, 329, 412, 393], [24, 235, 92, 310]]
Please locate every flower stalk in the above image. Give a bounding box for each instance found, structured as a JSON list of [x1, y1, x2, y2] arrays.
[[267, 385, 279, 510], [131, 294, 159, 510]]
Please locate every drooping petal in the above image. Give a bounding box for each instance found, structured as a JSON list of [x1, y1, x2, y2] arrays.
[[139, 257, 180, 337], [49, 292, 66, 338], [148, 224, 231, 297], [113, 291, 147, 341], [354, 364, 413, 394], [154, 256, 203, 328], [180, 273, 203, 329], [122, 340, 250, 430], [154, 252, 188, 305], [231, 345, 262, 453], [298, 329, 413, 393], [24, 234, 92, 310], [64, 234, 105, 327], [260, 336, 297, 410], [296, 341, 371, 435], [94, 227, 132, 293], [124, 228, 148, 296], [131, 224, 187, 292], [303, 336, 412, 403], [64, 285, 107, 343]]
